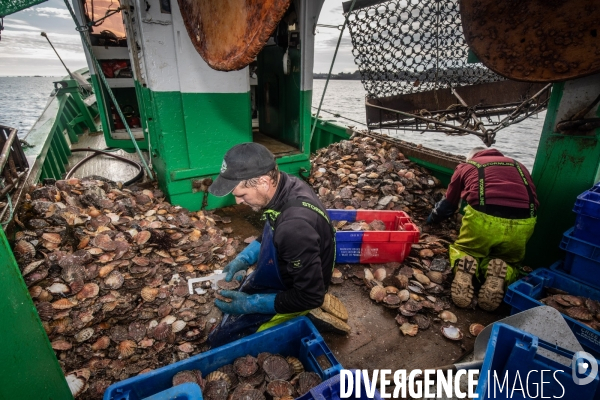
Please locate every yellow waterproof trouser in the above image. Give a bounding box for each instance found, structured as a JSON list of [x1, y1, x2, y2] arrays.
[[257, 310, 310, 332], [449, 205, 536, 285]]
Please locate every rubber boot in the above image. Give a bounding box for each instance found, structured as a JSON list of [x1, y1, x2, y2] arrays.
[[320, 293, 348, 322], [308, 308, 351, 335], [451, 255, 477, 308], [478, 258, 508, 311]]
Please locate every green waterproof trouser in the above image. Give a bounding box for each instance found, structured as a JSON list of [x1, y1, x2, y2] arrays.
[[449, 205, 537, 285]]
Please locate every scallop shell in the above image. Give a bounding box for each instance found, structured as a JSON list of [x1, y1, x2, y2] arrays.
[[469, 323, 485, 336], [104, 270, 124, 289], [441, 325, 463, 340], [117, 340, 137, 358], [369, 285, 386, 302], [414, 273, 431, 285], [173, 370, 202, 387], [397, 289, 410, 302], [177, 342, 194, 353], [141, 287, 159, 302], [29, 285, 43, 298], [76, 283, 99, 300], [383, 294, 401, 307], [91, 336, 111, 351], [46, 282, 70, 294], [426, 271, 443, 284], [61, 264, 84, 283], [42, 232, 62, 244], [110, 325, 129, 342], [128, 321, 147, 342], [263, 355, 292, 381], [411, 314, 431, 330], [65, 371, 87, 397], [204, 380, 230, 400], [562, 295, 583, 307], [136, 230, 151, 245], [217, 279, 241, 290], [399, 322, 419, 336], [22, 260, 45, 276], [14, 240, 36, 259], [94, 234, 117, 251], [98, 264, 115, 278], [286, 356, 304, 375], [206, 370, 231, 384], [51, 339, 72, 350], [37, 302, 54, 320], [69, 279, 85, 295], [152, 322, 170, 340], [52, 298, 78, 309], [38, 289, 53, 302], [234, 355, 259, 378], [267, 380, 294, 398], [75, 327, 94, 342], [161, 315, 177, 325], [566, 306, 593, 321], [439, 311, 457, 323], [373, 268, 386, 281], [296, 371, 322, 396], [172, 320, 187, 333], [385, 286, 399, 294]]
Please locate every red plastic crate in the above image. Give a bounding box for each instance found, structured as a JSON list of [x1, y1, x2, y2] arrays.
[[327, 209, 420, 263]]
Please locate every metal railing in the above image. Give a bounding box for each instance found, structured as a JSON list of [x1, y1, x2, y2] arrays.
[[0, 125, 29, 225]]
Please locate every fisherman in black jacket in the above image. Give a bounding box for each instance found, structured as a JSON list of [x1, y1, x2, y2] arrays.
[[207, 143, 349, 347]]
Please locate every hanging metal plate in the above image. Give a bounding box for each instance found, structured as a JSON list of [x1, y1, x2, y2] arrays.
[[461, 0, 600, 82], [177, 0, 290, 71]]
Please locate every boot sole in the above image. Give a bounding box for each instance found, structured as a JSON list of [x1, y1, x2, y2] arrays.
[[308, 308, 351, 335], [451, 255, 477, 308], [321, 293, 349, 322], [478, 259, 508, 311]]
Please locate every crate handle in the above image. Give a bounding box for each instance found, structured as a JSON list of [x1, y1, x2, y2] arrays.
[[301, 336, 340, 378]]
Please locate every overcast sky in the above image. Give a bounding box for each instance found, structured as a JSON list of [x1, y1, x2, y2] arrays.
[[0, 0, 356, 76]]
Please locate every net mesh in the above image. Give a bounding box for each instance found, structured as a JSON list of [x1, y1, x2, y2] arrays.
[[0, 0, 46, 17], [346, 0, 504, 98]]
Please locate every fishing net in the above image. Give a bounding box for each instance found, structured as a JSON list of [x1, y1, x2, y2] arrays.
[[342, 0, 551, 144], [345, 0, 503, 98]]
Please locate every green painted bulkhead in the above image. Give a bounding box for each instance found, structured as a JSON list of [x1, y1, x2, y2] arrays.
[[526, 75, 600, 268], [72, 0, 325, 211]]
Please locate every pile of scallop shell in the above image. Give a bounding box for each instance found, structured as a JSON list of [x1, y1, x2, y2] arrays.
[[13, 177, 240, 399], [331, 219, 387, 232], [341, 255, 470, 338], [308, 136, 459, 230], [541, 289, 600, 331], [171, 353, 322, 400]]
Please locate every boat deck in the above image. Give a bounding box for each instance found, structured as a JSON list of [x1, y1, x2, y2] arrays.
[[213, 204, 506, 382], [253, 131, 302, 158], [67, 132, 150, 183]]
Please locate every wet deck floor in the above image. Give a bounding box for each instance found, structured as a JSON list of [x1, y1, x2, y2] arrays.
[[214, 204, 508, 375]]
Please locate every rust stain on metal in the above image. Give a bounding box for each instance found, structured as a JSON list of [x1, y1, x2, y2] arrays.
[[177, 0, 291, 71], [461, 0, 600, 82]]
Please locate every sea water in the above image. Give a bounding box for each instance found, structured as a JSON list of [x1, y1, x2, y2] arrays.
[[0, 77, 544, 169]]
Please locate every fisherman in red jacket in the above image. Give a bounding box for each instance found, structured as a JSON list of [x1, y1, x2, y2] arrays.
[[427, 147, 539, 311]]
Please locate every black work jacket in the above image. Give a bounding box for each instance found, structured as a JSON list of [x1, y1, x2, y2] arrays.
[[258, 172, 335, 314]]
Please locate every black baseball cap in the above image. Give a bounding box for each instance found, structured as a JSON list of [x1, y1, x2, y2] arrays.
[[209, 142, 276, 197]]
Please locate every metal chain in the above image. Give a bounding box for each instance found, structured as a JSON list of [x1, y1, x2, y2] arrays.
[[345, 0, 504, 98]]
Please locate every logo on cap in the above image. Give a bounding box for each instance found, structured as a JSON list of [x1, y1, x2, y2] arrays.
[[221, 160, 227, 173]]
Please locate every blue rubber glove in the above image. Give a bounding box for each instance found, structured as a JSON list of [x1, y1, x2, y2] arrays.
[[214, 291, 277, 315], [223, 240, 261, 282]]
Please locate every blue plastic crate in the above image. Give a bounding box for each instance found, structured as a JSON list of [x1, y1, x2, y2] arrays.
[[505, 268, 600, 357], [573, 190, 600, 246], [296, 370, 382, 400], [104, 317, 342, 400], [476, 323, 600, 399], [327, 209, 419, 264], [559, 228, 600, 286]]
